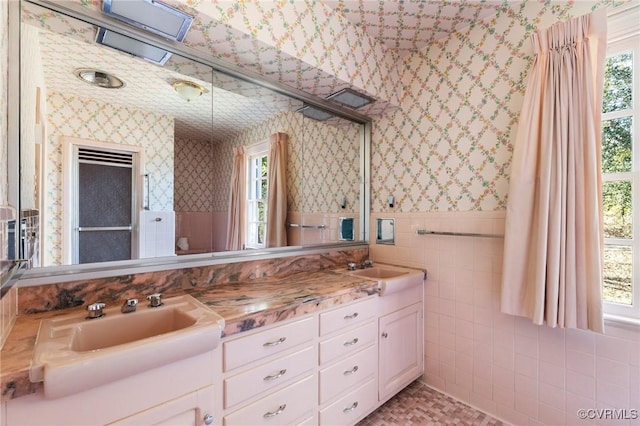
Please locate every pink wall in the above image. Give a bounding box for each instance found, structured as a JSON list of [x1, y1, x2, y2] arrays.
[[370, 211, 639, 426]]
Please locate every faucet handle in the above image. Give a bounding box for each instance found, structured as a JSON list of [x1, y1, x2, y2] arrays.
[[121, 298, 138, 314], [147, 293, 163, 308], [347, 262, 357, 271], [86, 302, 106, 319], [362, 259, 374, 268], [124, 298, 138, 307]]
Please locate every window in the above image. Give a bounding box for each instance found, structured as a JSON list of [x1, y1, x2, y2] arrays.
[[602, 5, 640, 319], [246, 143, 268, 249]]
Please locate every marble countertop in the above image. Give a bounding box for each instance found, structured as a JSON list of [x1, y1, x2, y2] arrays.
[[0, 269, 379, 401]]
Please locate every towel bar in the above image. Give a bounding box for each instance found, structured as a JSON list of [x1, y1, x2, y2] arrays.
[[416, 229, 503, 238], [288, 223, 326, 230]]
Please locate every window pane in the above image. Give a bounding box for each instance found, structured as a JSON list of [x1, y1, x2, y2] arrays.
[[258, 223, 265, 244], [603, 245, 633, 305], [602, 116, 632, 173], [603, 52, 632, 113], [603, 180, 632, 238], [261, 156, 268, 178]]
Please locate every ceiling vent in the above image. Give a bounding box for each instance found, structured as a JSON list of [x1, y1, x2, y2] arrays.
[[101, 0, 194, 42], [327, 88, 374, 109], [96, 28, 173, 66], [297, 105, 335, 121]]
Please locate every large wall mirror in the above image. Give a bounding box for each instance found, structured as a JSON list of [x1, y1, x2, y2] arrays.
[[16, 0, 369, 275]]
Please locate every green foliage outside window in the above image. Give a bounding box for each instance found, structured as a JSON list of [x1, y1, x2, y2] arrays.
[[601, 52, 634, 306]]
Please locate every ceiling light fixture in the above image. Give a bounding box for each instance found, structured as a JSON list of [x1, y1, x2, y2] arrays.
[[172, 80, 206, 102], [326, 88, 374, 109], [102, 0, 194, 42], [297, 105, 334, 121], [74, 68, 125, 89]]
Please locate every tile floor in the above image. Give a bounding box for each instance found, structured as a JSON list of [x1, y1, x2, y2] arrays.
[[358, 381, 505, 426]]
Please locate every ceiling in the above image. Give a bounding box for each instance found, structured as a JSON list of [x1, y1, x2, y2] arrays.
[[321, 0, 503, 57], [26, 1, 503, 142]]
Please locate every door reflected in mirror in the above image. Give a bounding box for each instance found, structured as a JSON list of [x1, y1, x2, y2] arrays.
[[19, 1, 365, 269]]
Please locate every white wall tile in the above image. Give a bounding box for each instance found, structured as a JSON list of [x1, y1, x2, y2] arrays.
[[372, 210, 638, 425]]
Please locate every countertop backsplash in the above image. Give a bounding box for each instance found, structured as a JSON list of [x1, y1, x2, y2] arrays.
[[16, 247, 369, 315]]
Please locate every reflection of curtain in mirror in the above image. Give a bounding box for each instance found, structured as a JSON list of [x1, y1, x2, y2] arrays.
[[226, 146, 246, 251], [266, 133, 288, 248]]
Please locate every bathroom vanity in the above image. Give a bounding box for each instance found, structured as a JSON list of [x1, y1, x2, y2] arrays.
[[1, 265, 424, 425]]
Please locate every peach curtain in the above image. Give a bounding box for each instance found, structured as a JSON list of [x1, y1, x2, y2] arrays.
[[501, 10, 607, 333], [266, 132, 288, 248], [226, 146, 246, 251]]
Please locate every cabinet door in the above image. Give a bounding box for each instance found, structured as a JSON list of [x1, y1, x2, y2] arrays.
[[108, 385, 215, 426], [378, 302, 423, 402]]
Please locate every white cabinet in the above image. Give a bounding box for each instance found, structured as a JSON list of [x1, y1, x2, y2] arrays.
[[318, 297, 378, 426], [6, 351, 216, 426], [108, 385, 215, 426], [220, 315, 317, 425], [378, 302, 423, 402], [139, 210, 175, 258]]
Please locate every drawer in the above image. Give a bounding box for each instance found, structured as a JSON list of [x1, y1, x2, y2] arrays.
[[319, 320, 377, 366], [319, 296, 377, 337], [223, 375, 315, 426], [319, 378, 377, 426], [223, 317, 314, 371], [319, 344, 376, 404], [224, 346, 315, 409]]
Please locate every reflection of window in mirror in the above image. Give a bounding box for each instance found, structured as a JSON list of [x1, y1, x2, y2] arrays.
[[246, 142, 268, 249]]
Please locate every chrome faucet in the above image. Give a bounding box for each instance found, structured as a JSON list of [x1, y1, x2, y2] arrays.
[[86, 302, 106, 320], [147, 293, 163, 308], [121, 298, 138, 313], [360, 259, 374, 269]]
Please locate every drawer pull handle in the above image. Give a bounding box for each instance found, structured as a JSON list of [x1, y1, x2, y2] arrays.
[[343, 401, 359, 413], [263, 337, 287, 347], [382, 332, 388, 338], [343, 365, 359, 375], [263, 369, 287, 381], [263, 404, 287, 418], [343, 338, 359, 346], [344, 312, 359, 320]]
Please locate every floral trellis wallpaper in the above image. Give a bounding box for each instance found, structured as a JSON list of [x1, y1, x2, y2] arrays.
[[212, 111, 361, 215], [371, 0, 621, 213], [0, 0, 7, 206], [43, 92, 174, 266], [174, 137, 213, 212]]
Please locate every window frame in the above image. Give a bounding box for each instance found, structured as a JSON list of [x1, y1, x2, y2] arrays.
[[602, 5, 640, 320], [245, 141, 269, 250]]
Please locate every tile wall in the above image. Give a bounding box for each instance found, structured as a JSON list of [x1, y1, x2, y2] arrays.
[[370, 211, 639, 426]]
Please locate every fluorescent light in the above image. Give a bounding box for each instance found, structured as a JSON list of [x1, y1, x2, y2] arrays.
[[102, 0, 194, 42], [327, 88, 374, 109], [96, 28, 172, 66], [297, 105, 334, 121]]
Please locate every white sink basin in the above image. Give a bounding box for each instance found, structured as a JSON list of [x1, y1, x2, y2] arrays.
[[30, 294, 224, 399], [344, 264, 424, 296]]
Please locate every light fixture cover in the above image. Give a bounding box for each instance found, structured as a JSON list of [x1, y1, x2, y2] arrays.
[[96, 28, 172, 66], [74, 68, 125, 89], [327, 88, 374, 109], [102, 0, 194, 42], [297, 105, 334, 121], [172, 80, 205, 102]]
